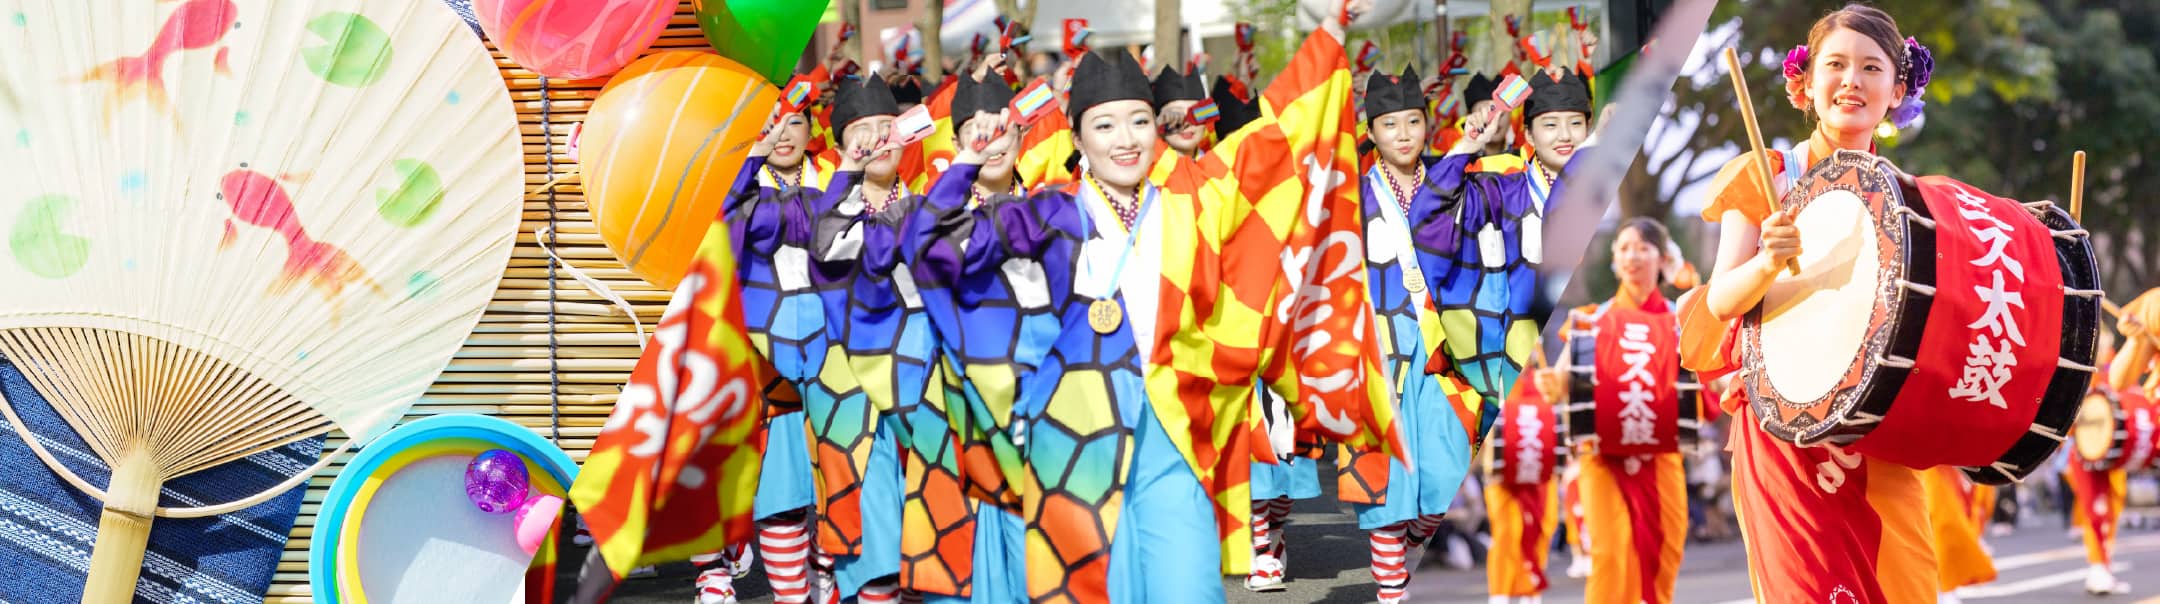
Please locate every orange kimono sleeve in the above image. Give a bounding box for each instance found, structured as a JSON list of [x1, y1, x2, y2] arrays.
[[1921, 467, 1997, 591]]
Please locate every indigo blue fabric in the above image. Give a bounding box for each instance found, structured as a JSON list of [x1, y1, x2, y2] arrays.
[[0, 356, 320, 603]]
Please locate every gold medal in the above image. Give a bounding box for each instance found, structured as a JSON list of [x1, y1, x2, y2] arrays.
[[1088, 298, 1123, 334], [1403, 265, 1427, 294]]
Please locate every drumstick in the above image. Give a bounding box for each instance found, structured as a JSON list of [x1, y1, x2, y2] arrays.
[[1721, 48, 1802, 276], [2070, 150, 2087, 222]]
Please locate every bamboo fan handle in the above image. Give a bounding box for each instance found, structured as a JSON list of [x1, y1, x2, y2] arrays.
[[1721, 47, 1801, 276], [83, 447, 158, 603], [0, 386, 356, 518]]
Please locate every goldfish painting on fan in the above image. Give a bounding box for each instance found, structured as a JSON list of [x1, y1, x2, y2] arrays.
[[217, 168, 388, 317], [77, 0, 236, 130]]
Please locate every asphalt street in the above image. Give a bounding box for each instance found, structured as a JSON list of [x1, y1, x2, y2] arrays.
[[589, 472, 2160, 604]]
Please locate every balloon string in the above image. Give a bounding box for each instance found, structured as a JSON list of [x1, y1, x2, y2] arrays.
[[535, 226, 649, 347]]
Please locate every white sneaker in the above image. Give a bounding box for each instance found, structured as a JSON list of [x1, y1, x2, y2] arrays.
[[696, 567, 740, 604], [2086, 564, 2130, 595], [814, 569, 840, 604], [1244, 552, 1287, 592], [1565, 555, 1592, 579], [1444, 537, 1473, 570]]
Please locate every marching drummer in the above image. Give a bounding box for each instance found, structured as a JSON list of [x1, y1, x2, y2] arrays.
[[2070, 319, 2148, 595], [1556, 217, 1691, 604], [1486, 357, 1564, 604], [1682, 5, 1940, 601]]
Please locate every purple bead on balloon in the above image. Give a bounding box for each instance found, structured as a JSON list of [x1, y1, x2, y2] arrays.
[[465, 449, 531, 514]]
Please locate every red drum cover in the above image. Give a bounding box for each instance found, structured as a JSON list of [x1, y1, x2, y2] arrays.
[[1593, 305, 1682, 456]]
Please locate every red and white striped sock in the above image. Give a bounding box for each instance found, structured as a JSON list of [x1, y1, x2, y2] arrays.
[[1250, 500, 1275, 557], [1268, 497, 1294, 558], [1370, 522, 1411, 602], [856, 579, 902, 604], [1407, 513, 1444, 543], [756, 517, 815, 604]]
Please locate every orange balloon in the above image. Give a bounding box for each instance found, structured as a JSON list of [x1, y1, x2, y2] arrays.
[[581, 51, 778, 288]]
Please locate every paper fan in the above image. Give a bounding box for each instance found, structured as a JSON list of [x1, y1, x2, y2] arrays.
[[0, 0, 521, 598]]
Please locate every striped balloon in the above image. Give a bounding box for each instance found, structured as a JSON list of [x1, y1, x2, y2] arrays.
[[581, 51, 778, 288], [474, 0, 678, 79]]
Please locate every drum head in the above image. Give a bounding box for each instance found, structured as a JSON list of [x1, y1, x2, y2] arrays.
[[2073, 391, 2120, 463], [1743, 150, 1910, 444]]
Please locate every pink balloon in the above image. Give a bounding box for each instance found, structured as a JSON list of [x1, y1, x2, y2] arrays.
[[514, 494, 565, 556], [473, 0, 681, 80]]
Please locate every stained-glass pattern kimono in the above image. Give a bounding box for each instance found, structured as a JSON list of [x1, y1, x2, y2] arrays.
[[1421, 153, 1546, 416], [809, 174, 1027, 603], [1334, 153, 1495, 528], [724, 157, 833, 526], [900, 32, 1394, 604]]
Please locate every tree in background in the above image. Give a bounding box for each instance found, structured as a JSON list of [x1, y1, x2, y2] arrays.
[[1633, 0, 2157, 296]]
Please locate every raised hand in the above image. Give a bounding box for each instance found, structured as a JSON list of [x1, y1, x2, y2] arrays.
[[752, 108, 789, 157]]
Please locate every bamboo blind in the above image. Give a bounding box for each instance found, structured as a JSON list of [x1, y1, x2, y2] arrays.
[[259, 7, 725, 601]]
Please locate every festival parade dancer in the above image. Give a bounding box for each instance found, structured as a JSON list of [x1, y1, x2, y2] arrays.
[[1560, 218, 1690, 604], [1333, 65, 1506, 604], [1485, 363, 1562, 604], [1682, 6, 1943, 602], [893, 0, 1404, 600]]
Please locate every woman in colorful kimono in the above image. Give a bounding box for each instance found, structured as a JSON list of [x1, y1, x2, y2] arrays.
[[801, 74, 914, 603], [721, 98, 845, 604], [819, 71, 1034, 604], [1151, 66, 1210, 159], [1560, 218, 1690, 604], [898, 1, 1390, 599], [1332, 67, 1496, 604], [1425, 66, 1592, 417], [1681, 5, 1940, 601]]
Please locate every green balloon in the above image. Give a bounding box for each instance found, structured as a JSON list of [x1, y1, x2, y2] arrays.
[[696, 0, 831, 86]]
